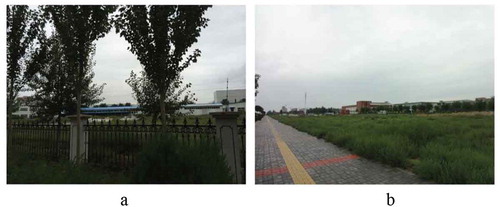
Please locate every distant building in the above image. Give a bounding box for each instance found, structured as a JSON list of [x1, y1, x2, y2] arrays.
[[179, 102, 245, 116], [12, 105, 33, 118], [179, 103, 224, 116], [333, 97, 492, 115], [81, 106, 140, 116], [341, 101, 391, 114], [180, 89, 246, 115], [340, 105, 358, 115], [281, 106, 288, 113], [12, 96, 33, 118], [214, 89, 246, 103]]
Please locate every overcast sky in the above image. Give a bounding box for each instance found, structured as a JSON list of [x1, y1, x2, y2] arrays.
[[21, 6, 246, 105], [256, 6, 494, 111], [94, 5, 245, 105]]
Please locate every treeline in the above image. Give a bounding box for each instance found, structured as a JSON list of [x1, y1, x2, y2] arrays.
[[306, 107, 340, 114], [366, 98, 494, 114], [93, 103, 133, 107], [266, 107, 340, 115], [434, 98, 494, 113]]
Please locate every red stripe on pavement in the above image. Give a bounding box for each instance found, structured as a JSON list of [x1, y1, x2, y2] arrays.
[[302, 154, 359, 168], [255, 154, 360, 177]]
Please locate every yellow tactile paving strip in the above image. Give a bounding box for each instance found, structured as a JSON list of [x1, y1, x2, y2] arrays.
[[266, 117, 316, 184]]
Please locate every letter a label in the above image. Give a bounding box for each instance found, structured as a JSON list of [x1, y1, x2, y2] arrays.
[[121, 196, 128, 206]]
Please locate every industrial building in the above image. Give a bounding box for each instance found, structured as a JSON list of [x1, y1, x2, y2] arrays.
[[11, 96, 33, 118], [280, 106, 288, 113], [81, 105, 140, 116], [341, 101, 391, 114], [12, 105, 33, 118], [179, 102, 245, 116], [214, 89, 246, 103], [340, 98, 490, 115], [179, 89, 246, 115]]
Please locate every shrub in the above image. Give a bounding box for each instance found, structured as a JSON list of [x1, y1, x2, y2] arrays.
[[132, 133, 233, 184], [255, 112, 264, 121]]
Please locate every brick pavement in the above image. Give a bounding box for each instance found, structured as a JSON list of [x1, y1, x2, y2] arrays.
[[255, 116, 428, 184]]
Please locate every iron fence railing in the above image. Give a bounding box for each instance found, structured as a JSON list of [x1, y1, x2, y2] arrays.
[[7, 117, 246, 180], [84, 118, 218, 170], [238, 118, 246, 182], [7, 121, 70, 161]]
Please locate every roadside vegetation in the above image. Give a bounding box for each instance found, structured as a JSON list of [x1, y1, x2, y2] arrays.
[[132, 133, 233, 184], [7, 151, 130, 184], [272, 114, 494, 184], [8, 133, 233, 184]]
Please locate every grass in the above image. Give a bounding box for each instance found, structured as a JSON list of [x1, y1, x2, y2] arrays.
[[7, 152, 130, 184], [271, 114, 494, 184], [131, 133, 234, 184], [7, 132, 234, 184]]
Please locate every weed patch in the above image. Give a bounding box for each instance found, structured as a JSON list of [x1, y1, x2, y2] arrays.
[[272, 114, 493, 184]]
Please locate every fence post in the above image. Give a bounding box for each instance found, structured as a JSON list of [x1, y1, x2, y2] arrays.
[[210, 112, 243, 184], [67, 115, 91, 163]]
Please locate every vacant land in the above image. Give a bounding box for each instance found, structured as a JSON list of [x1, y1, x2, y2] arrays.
[[272, 114, 494, 184]]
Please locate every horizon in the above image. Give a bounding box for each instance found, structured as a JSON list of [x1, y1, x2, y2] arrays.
[[264, 95, 495, 112]]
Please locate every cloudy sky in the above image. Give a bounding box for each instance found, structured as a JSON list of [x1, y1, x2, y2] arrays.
[[20, 6, 246, 105], [256, 6, 494, 111], [94, 5, 246, 105]]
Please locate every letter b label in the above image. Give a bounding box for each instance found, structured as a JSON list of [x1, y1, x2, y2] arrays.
[[387, 193, 395, 206]]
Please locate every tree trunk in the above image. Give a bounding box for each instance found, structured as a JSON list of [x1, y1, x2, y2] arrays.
[[159, 92, 167, 131], [151, 112, 158, 125], [7, 77, 15, 124], [75, 59, 83, 163], [56, 112, 62, 159]]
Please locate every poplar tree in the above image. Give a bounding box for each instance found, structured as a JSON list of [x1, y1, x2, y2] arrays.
[[7, 5, 44, 119], [114, 5, 211, 128], [43, 5, 116, 161], [125, 70, 195, 124], [29, 33, 105, 122]]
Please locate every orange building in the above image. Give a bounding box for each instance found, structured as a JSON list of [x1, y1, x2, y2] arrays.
[[341, 101, 391, 115]]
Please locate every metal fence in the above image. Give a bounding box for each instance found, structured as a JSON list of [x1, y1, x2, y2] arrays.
[[84, 118, 219, 170], [7, 121, 70, 161], [238, 119, 246, 181], [7, 117, 246, 176]]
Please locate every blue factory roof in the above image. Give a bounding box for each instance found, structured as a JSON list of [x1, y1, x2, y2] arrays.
[[81, 106, 140, 111]]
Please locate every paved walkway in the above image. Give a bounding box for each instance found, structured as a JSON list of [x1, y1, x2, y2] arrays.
[[255, 116, 428, 184]]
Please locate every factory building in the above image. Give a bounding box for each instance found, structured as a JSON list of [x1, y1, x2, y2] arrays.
[[81, 106, 140, 116], [214, 89, 246, 103], [341, 101, 391, 114], [179, 89, 246, 115]]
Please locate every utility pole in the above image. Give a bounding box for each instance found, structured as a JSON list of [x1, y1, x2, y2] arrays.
[[226, 78, 229, 112], [304, 92, 307, 116]]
